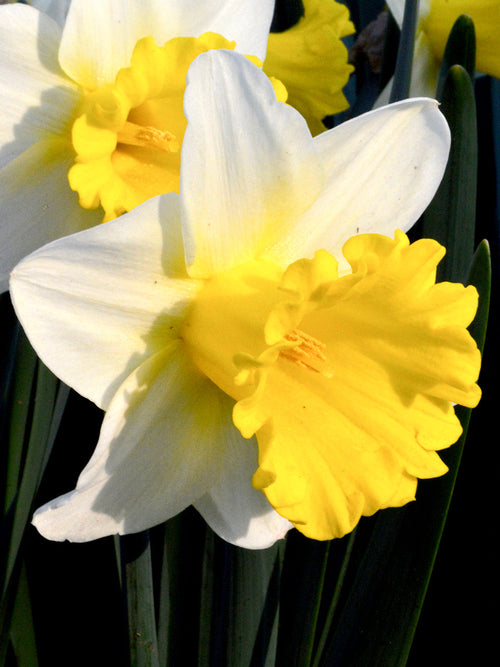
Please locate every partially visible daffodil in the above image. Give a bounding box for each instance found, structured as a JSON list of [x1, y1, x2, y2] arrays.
[[386, 0, 500, 97], [263, 0, 355, 135], [0, 0, 355, 291], [10, 51, 480, 547], [30, 0, 356, 136], [0, 0, 276, 291]]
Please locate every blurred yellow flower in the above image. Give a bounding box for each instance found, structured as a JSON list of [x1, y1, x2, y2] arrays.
[[264, 0, 354, 135]]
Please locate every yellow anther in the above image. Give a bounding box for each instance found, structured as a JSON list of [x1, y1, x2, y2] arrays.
[[280, 329, 334, 378], [117, 121, 180, 153]]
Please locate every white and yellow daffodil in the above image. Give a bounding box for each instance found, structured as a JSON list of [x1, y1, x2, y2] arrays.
[[386, 0, 500, 98], [0, 0, 355, 291], [10, 51, 480, 548]]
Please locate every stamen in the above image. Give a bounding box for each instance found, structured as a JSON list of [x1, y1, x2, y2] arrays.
[[117, 121, 180, 152], [280, 330, 334, 378]]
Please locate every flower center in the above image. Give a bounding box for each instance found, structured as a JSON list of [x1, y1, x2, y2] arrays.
[[116, 121, 179, 153], [280, 329, 334, 377], [69, 33, 239, 222], [182, 259, 285, 402], [181, 251, 339, 422]]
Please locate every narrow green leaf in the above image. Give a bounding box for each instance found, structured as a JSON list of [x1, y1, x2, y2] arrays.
[[198, 530, 283, 667], [9, 561, 39, 667], [1, 329, 37, 519], [311, 529, 358, 667], [436, 15, 476, 100], [466, 240, 491, 351], [250, 543, 284, 667], [158, 510, 205, 667], [119, 531, 159, 667], [275, 532, 330, 666], [422, 65, 478, 283], [198, 525, 216, 667], [0, 295, 18, 430], [0, 554, 22, 666], [227, 542, 282, 667], [3, 361, 59, 590], [389, 0, 419, 102]]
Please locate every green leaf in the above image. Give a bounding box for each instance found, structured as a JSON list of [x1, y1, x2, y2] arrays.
[[0, 295, 18, 429], [311, 530, 358, 667], [9, 561, 39, 667], [157, 510, 205, 667], [2, 328, 37, 519], [0, 342, 68, 663], [229, 542, 283, 667], [275, 532, 330, 666], [436, 15, 476, 100], [422, 65, 478, 283], [3, 361, 60, 591], [198, 530, 283, 667], [466, 240, 491, 352], [389, 0, 420, 102], [119, 531, 159, 667], [0, 554, 22, 666]]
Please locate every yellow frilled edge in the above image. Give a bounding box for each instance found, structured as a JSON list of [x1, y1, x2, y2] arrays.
[[263, 0, 355, 136], [68, 33, 289, 223], [183, 231, 481, 541], [69, 33, 237, 222]]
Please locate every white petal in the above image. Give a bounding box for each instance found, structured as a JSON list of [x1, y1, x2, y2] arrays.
[[32, 345, 234, 542], [59, 0, 274, 89], [0, 4, 79, 166], [195, 431, 292, 549], [188, 0, 275, 60], [266, 98, 451, 271], [181, 49, 324, 278], [0, 139, 101, 292], [10, 194, 198, 409]]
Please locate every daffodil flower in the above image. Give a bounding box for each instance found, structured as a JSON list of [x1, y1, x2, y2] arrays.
[[0, 0, 277, 291], [386, 0, 500, 98], [0, 0, 356, 292], [10, 50, 480, 548], [263, 0, 355, 135]]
